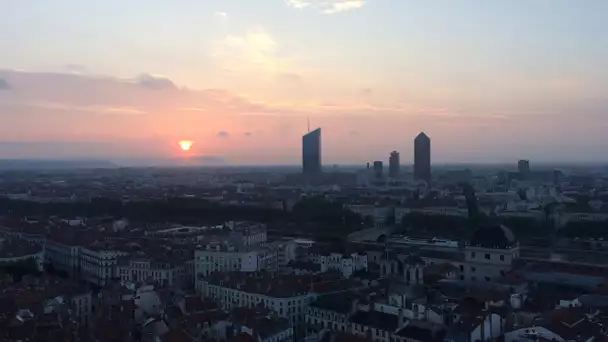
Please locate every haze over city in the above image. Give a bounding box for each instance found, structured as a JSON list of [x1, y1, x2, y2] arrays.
[[1, 0, 608, 165]]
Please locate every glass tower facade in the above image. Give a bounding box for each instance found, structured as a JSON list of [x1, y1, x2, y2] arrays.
[[302, 128, 321, 174]]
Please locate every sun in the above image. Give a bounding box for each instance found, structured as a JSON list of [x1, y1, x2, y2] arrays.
[[178, 140, 194, 151]]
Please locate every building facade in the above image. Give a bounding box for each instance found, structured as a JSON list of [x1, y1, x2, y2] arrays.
[[389, 151, 400, 178], [414, 132, 431, 184], [302, 128, 322, 175], [118, 257, 191, 288], [195, 247, 279, 277], [373, 161, 384, 179], [80, 246, 128, 286]]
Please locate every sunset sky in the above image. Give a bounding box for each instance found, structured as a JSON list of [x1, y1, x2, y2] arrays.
[[1, 0, 607, 165]]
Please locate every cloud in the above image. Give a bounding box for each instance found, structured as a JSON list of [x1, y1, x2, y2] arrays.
[[244, 132, 253, 136], [285, 0, 366, 14], [277, 72, 304, 84], [1, 68, 606, 164], [22, 102, 145, 115], [221, 28, 277, 66], [64, 64, 87, 75], [215, 27, 301, 80], [0, 78, 11, 90], [135, 73, 177, 90], [214, 11, 227, 18]]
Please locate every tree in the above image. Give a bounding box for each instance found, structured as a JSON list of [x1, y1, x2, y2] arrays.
[[459, 182, 481, 229], [0, 258, 41, 281]]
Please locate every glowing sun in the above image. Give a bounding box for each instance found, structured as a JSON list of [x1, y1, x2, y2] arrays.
[[178, 140, 194, 151]]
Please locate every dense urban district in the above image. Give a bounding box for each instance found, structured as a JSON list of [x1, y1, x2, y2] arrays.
[[2, 136, 608, 342]]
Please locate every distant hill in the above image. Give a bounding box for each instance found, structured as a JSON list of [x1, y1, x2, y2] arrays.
[[0, 159, 117, 170]]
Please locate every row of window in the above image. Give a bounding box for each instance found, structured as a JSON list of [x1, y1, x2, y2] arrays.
[[470, 252, 506, 261]]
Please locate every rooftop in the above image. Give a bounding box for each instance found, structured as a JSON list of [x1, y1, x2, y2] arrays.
[[200, 271, 360, 298]]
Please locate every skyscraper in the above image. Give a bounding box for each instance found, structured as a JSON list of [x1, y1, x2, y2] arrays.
[[373, 161, 384, 179], [414, 132, 431, 184], [389, 151, 400, 178], [518, 159, 530, 179], [302, 128, 321, 174]]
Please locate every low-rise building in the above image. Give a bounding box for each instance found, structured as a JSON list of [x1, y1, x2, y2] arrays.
[[197, 271, 361, 338], [80, 242, 128, 286], [195, 244, 279, 277], [118, 249, 193, 288]]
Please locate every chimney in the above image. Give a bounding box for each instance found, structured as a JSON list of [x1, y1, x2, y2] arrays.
[[350, 298, 359, 317], [398, 308, 408, 329]]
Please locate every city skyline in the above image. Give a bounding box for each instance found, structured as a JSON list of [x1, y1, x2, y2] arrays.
[[1, 1, 608, 164]]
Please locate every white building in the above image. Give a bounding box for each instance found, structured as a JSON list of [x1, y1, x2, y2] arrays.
[[80, 245, 128, 286], [196, 272, 358, 338], [118, 255, 191, 288], [45, 238, 81, 275], [461, 224, 519, 283], [195, 245, 279, 277], [318, 252, 368, 278]]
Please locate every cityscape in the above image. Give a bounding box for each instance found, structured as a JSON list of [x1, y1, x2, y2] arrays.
[[2, 2, 608, 342]]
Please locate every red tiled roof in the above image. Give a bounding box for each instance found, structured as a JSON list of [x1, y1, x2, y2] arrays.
[[230, 332, 256, 342], [334, 332, 372, 342], [184, 295, 218, 313], [162, 328, 192, 342]]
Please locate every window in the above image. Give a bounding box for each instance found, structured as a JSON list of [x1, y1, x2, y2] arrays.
[[500, 255, 505, 261], [459, 265, 464, 271], [471, 267, 476, 272], [471, 252, 476, 258], [485, 277, 491, 282], [485, 254, 490, 260]]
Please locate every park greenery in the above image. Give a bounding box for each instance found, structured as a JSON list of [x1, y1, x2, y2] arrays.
[[0, 193, 606, 241], [0, 196, 365, 240], [0, 258, 41, 281]]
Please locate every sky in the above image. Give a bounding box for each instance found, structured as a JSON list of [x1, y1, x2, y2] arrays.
[[1, 0, 608, 165]]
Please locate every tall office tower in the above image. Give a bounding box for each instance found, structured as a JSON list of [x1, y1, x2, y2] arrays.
[[373, 161, 384, 179], [414, 132, 431, 184], [389, 151, 400, 178], [518, 159, 530, 179], [302, 128, 322, 174]]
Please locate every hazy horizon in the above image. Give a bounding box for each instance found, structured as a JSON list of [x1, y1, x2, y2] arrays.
[[1, 1, 607, 164]]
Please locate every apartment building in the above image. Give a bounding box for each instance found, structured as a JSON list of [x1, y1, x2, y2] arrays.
[[80, 243, 128, 286], [195, 244, 279, 277], [196, 271, 361, 337], [118, 252, 192, 288], [461, 223, 519, 283], [45, 236, 82, 276]]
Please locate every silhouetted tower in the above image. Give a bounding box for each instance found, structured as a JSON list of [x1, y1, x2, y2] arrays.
[[414, 132, 431, 184], [389, 151, 400, 178], [373, 161, 384, 179], [302, 128, 322, 174], [518, 159, 530, 179]]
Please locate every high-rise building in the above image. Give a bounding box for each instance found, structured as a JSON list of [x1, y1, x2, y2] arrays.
[[373, 161, 384, 179], [414, 132, 431, 184], [518, 159, 530, 179], [389, 151, 400, 178], [302, 128, 322, 174]]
